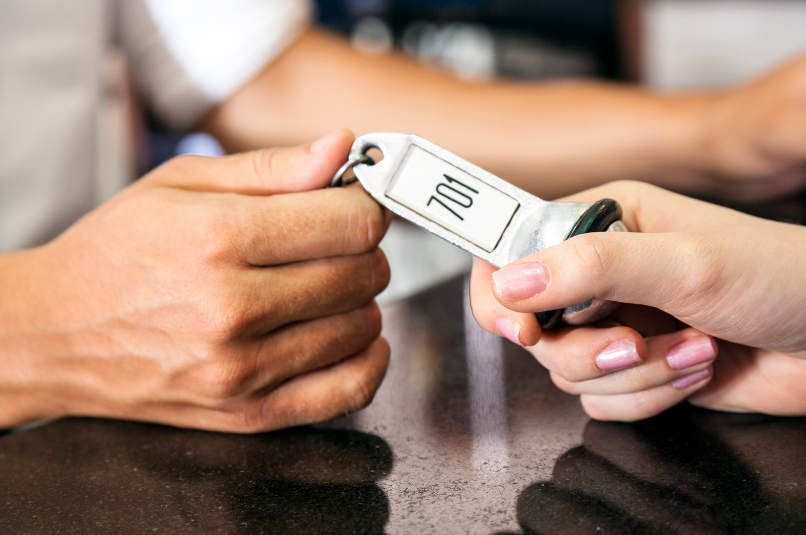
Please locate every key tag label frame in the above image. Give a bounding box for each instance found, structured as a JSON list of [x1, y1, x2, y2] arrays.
[[332, 133, 626, 327]]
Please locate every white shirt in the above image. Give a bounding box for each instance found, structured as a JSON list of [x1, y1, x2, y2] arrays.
[[0, 0, 312, 251]]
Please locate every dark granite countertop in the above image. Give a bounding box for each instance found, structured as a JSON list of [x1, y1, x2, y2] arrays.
[[3, 274, 806, 534]]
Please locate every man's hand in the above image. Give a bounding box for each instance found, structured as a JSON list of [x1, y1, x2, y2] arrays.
[[695, 54, 806, 202], [0, 130, 393, 432], [470, 181, 806, 421]]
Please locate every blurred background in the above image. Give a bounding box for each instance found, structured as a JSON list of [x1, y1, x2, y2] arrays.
[[108, 0, 806, 186], [96, 0, 806, 300]]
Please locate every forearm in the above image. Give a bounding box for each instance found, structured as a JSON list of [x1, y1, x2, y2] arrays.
[[204, 29, 716, 199]]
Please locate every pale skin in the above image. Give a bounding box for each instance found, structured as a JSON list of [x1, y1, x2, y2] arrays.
[[470, 180, 806, 421], [0, 130, 393, 432]]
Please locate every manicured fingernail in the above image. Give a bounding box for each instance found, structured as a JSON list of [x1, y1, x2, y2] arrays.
[[666, 336, 717, 370], [595, 340, 642, 372], [310, 130, 339, 153], [495, 317, 523, 346], [492, 261, 549, 301], [672, 369, 711, 389]]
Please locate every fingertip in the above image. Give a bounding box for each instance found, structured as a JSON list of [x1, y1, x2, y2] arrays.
[[495, 317, 524, 346], [303, 129, 355, 190], [670, 367, 712, 390], [579, 363, 713, 422], [491, 260, 550, 305], [272, 129, 357, 193], [580, 395, 614, 422], [309, 129, 355, 157], [469, 258, 501, 332], [470, 258, 541, 345], [594, 339, 643, 373]]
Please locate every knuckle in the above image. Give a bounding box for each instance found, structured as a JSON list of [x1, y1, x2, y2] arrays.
[[623, 370, 654, 394], [198, 358, 249, 400], [360, 301, 383, 339], [671, 236, 726, 309], [337, 301, 383, 345], [232, 391, 294, 434], [362, 208, 387, 249], [345, 371, 375, 412], [251, 148, 281, 184], [228, 408, 272, 434], [199, 215, 238, 263], [206, 292, 255, 340], [364, 248, 391, 294], [348, 303, 384, 348], [341, 250, 390, 298], [173, 197, 240, 264], [345, 194, 386, 251], [344, 345, 388, 413], [552, 354, 587, 383], [312, 304, 383, 365], [569, 234, 615, 275]]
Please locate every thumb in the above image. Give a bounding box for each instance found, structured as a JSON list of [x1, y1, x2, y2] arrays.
[[147, 129, 355, 195], [490, 230, 723, 319]]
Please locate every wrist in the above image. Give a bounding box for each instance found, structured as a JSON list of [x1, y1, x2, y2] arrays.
[[0, 247, 68, 427], [646, 91, 723, 195]]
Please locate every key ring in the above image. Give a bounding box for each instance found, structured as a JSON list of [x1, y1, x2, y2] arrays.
[[330, 154, 375, 188]]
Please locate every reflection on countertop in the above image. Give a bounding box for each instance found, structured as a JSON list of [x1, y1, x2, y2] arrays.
[[0, 421, 392, 534], [518, 411, 806, 535], [3, 275, 806, 533]]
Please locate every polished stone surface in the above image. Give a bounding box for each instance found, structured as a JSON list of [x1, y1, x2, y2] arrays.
[[3, 275, 806, 534]]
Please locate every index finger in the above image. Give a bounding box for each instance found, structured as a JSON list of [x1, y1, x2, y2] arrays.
[[218, 186, 392, 266], [554, 180, 752, 234]]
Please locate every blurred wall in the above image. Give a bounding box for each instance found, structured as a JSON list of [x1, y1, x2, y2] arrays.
[[643, 0, 806, 90]]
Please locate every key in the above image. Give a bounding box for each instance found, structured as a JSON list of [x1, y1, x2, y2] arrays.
[[331, 133, 627, 329]]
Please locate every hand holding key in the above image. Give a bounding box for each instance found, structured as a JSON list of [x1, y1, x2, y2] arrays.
[[339, 133, 626, 326], [470, 180, 806, 421], [0, 130, 392, 432]]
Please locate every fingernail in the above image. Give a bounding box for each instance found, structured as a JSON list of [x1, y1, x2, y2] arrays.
[[672, 369, 711, 389], [595, 340, 642, 372], [495, 317, 523, 346], [310, 130, 339, 153], [492, 261, 550, 301], [666, 336, 717, 370]]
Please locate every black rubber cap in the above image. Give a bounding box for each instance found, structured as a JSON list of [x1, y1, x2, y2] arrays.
[[536, 199, 623, 330]]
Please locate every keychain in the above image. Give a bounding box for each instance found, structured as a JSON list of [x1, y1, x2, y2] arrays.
[[331, 133, 627, 329]]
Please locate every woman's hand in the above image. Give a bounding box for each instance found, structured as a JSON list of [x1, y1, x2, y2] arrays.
[[470, 180, 806, 421], [0, 130, 393, 432]]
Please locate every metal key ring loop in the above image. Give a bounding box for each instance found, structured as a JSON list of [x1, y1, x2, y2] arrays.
[[329, 154, 375, 188]]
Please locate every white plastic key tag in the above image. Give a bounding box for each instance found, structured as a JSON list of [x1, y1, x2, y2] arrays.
[[331, 133, 627, 328]]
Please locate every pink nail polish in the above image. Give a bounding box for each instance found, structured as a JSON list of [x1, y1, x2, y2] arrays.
[[667, 337, 717, 370], [672, 369, 711, 389], [595, 340, 642, 372], [495, 317, 523, 346], [492, 261, 550, 301]]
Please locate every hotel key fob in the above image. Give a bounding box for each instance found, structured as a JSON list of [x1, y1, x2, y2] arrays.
[[330, 133, 627, 329]]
